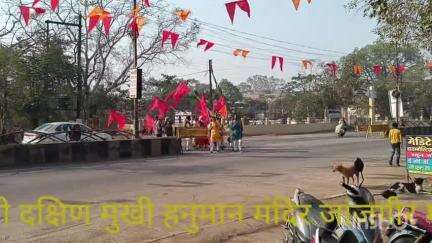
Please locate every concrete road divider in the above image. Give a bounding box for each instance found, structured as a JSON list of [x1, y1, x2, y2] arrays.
[[0, 137, 180, 168]]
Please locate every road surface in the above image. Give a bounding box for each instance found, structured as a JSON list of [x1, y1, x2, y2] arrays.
[[0, 133, 415, 242]]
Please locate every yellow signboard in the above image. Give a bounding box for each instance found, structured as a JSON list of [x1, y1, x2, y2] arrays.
[[175, 127, 208, 138]]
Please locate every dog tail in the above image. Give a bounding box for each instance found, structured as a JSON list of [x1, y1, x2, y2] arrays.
[[354, 158, 364, 173]]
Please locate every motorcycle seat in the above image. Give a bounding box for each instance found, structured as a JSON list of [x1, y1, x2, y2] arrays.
[[297, 193, 338, 232]]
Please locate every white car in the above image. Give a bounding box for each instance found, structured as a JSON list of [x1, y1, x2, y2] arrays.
[[22, 122, 112, 144]]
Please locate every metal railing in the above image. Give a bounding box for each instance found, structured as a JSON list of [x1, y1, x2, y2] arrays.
[[0, 129, 134, 145]]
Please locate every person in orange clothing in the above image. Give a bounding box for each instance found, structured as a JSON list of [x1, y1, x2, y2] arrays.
[[388, 122, 402, 166], [208, 116, 223, 153]]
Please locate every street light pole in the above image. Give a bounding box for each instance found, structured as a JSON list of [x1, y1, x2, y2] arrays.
[[45, 14, 83, 120], [132, 0, 139, 138]]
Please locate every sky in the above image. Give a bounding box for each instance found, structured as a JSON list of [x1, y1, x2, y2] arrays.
[[152, 0, 378, 84]]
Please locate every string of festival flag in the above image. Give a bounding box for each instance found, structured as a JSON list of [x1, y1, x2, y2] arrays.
[[19, 0, 432, 75]]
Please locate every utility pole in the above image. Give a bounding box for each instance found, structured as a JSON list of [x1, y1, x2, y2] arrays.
[[132, 0, 139, 139], [77, 13, 83, 120], [395, 52, 402, 124], [45, 13, 83, 120], [209, 59, 213, 107]]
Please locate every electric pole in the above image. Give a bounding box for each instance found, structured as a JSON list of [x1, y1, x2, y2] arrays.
[[209, 59, 213, 107], [132, 0, 139, 139]]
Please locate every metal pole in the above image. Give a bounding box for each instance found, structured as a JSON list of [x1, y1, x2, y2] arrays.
[[209, 59, 213, 107], [77, 13, 82, 120], [132, 0, 139, 138], [46, 22, 49, 49]]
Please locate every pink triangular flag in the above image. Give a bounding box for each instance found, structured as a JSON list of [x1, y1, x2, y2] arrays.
[[162, 30, 179, 49], [88, 15, 99, 33], [19, 6, 31, 25], [271, 56, 284, 71], [204, 42, 214, 51], [197, 39, 207, 47], [51, 0, 59, 11], [102, 16, 112, 35], [225, 0, 250, 24]]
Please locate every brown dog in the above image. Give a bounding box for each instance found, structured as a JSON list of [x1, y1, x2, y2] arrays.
[[332, 158, 364, 185]]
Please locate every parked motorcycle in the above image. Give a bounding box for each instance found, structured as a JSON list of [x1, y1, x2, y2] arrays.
[[283, 183, 381, 243], [385, 207, 431, 243]]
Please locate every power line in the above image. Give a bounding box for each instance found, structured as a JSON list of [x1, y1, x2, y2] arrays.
[[156, 7, 348, 57], [194, 18, 348, 55], [201, 27, 312, 62], [199, 22, 342, 58]]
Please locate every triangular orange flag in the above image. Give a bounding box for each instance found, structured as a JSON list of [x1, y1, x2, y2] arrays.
[[241, 50, 250, 58], [233, 49, 242, 56], [177, 10, 190, 22], [353, 65, 363, 75], [302, 60, 312, 69], [292, 0, 301, 10]]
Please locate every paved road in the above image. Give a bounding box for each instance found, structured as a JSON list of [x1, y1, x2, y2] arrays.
[[0, 133, 411, 243]]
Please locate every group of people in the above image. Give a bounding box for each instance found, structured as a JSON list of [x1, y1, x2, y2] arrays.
[[154, 117, 174, 137], [183, 115, 244, 153]]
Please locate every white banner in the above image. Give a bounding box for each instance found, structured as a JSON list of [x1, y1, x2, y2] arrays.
[[388, 90, 404, 119]]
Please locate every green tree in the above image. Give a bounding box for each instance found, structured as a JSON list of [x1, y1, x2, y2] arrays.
[[336, 42, 427, 118], [217, 79, 243, 107], [347, 0, 432, 51]]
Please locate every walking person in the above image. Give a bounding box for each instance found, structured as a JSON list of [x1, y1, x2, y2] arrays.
[[183, 116, 192, 151], [155, 117, 164, 138], [229, 116, 243, 152], [164, 117, 174, 137], [208, 116, 222, 153], [388, 122, 402, 166]]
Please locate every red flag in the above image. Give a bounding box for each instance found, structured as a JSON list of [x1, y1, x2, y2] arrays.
[[51, 0, 59, 11], [33, 7, 45, 14], [143, 0, 150, 7], [213, 96, 228, 118], [225, 0, 251, 24], [102, 16, 112, 35], [144, 114, 155, 132], [196, 95, 210, 125], [88, 7, 111, 34], [271, 56, 284, 71], [396, 64, 407, 75], [326, 62, 338, 76], [165, 82, 191, 108], [162, 30, 180, 49], [106, 110, 126, 131], [197, 39, 214, 52], [427, 62, 432, 71], [373, 65, 383, 76], [148, 96, 171, 118], [20, 6, 31, 25], [88, 15, 99, 32]]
